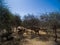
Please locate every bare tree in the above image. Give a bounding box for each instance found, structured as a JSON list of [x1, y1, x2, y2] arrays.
[[23, 14, 40, 34], [40, 12, 60, 42]]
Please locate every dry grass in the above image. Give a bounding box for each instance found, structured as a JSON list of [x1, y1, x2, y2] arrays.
[[0, 28, 60, 45]]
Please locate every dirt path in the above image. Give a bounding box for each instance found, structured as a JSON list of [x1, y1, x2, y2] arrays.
[[21, 38, 56, 45], [13, 29, 57, 45], [18, 30, 56, 45]]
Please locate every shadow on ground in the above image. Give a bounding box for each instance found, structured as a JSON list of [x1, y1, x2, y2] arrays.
[[30, 34, 49, 41]]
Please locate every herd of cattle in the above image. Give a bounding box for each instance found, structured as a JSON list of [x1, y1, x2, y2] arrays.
[[0, 26, 47, 42]]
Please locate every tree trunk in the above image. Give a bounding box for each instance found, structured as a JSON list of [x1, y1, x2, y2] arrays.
[[53, 25, 57, 42], [54, 28, 57, 42]]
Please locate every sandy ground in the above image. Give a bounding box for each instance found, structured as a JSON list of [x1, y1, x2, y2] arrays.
[[21, 38, 56, 45], [0, 27, 60, 45], [19, 30, 57, 45]]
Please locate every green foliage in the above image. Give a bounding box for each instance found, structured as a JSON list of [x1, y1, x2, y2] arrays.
[[0, 0, 22, 31], [11, 15, 22, 27]]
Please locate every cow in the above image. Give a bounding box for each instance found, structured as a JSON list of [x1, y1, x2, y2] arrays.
[[17, 27, 26, 35], [40, 28, 48, 34], [30, 26, 40, 35]]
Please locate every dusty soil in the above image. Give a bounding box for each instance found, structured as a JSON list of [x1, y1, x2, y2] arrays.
[[0, 28, 59, 45], [19, 30, 57, 45]]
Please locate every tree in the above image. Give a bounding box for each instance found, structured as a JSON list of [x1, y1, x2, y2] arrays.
[[0, 0, 14, 41], [11, 15, 22, 28], [48, 12, 60, 42], [23, 14, 40, 28], [0, 0, 11, 30], [40, 12, 60, 42], [23, 14, 40, 34], [0, 7, 14, 32], [40, 13, 49, 28]]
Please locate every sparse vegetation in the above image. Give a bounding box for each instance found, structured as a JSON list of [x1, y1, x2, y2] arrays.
[[0, 0, 60, 45]]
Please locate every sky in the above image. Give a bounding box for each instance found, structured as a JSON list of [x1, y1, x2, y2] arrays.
[[5, 0, 60, 17]]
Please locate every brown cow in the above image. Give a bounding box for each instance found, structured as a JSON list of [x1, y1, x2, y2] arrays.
[[17, 27, 26, 35], [30, 26, 40, 35]]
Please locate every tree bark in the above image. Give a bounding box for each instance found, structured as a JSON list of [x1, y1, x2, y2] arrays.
[[54, 28, 57, 42]]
